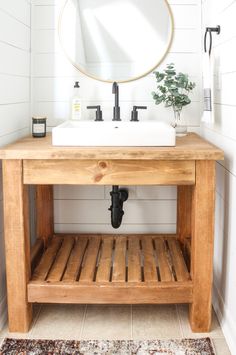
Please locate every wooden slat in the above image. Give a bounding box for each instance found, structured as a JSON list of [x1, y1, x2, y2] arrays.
[[36, 185, 54, 246], [31, 238, 44, 272], [96, 238, 113, 282], [112, 236, 127, 282], [46, 238, 74, 282], [182, 237, 191, 272], [23, 159, 195, 185], [79, 237, 101, 283], [63, 238, 88, 282], [2, 160, 32, 332], [155, 238, 173, 282], [128, 236, 141, 282], [32, 238, 62, 281], [167, 239, 189, 281], [28, 282, 193, 304], [55, 233, 177, 240], [142, 237, 158, 282]]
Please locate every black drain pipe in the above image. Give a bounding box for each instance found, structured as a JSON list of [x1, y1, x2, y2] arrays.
[[108, 186, 128, 229]]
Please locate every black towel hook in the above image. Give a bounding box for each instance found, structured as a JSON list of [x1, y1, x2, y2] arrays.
[[204, 25, 221, 55]]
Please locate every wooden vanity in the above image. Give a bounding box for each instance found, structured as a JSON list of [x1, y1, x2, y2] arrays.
[[0, 133, 223, 333]]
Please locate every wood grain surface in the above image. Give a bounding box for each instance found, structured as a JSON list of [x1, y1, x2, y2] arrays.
[[23, 159, 195, 185], [0, 133, 224, 161]]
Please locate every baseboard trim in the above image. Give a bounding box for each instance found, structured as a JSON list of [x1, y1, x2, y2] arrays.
[[0, 295, 7, 331], [213, 284, 236, 354]]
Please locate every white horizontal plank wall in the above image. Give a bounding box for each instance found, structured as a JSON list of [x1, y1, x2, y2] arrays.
[[201, 0, 236, 353], [31, 0, 202, 234], [0, 0, 31, 329]]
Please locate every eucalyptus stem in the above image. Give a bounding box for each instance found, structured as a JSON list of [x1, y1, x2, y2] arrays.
[[151, 63, 196, 115]]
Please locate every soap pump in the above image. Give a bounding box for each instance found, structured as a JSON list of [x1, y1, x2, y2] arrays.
[[71, 81, 82, 120]]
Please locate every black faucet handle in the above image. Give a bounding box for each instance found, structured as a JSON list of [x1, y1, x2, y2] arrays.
[[131, 106, 147, 121], [87, 105, 103, 121]]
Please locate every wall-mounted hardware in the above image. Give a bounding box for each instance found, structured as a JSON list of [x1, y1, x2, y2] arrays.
[[32, 116, 47, 138], [130, 106, 147, 122], [204, 25, 220, 55], [87, 105, 103, 121], [109, 186, 129, 229]]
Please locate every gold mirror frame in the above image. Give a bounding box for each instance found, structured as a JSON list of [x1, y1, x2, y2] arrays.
[[58, 0, 174, 83]]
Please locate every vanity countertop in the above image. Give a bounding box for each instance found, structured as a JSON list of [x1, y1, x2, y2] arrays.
[[0, 132, 223, 161]]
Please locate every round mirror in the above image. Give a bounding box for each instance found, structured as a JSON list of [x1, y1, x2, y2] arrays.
[[59, 0, 174, 83]]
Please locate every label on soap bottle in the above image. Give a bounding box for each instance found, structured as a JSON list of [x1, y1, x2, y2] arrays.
[[72, 98, 82, 120]]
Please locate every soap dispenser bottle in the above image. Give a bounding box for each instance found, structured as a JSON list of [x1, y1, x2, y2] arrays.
[[71, 81, 82, 120]]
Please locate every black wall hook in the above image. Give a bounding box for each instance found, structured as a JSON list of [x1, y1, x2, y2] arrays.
[[204, 25, 221, 55]]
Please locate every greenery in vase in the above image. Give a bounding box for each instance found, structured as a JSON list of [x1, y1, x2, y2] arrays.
[[152, 63, 196, 123]]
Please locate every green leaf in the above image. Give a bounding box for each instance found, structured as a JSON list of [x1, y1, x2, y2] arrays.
[[152, 63, 195, 109], [155, 98, 164, 105], [166, 63, 175, 69], [153, 72, 165, 82], [159, 86, 167, 94], [165, 69, 176, 76]]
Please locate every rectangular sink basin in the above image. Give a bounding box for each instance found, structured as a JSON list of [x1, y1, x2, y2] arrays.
[[52, 120, 176, 147]]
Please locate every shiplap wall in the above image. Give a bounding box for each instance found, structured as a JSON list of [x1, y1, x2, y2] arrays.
[[32, 0, 202, 235], [0, 0, 31, 328], [201, 0, 236, 353]]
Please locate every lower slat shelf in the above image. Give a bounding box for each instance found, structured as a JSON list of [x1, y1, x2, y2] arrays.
[[28, 234, 192, 304]]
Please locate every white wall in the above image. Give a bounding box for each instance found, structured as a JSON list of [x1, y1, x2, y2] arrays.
[[2, 0, 235, 345], [2, 1, 234, 346], [201, 0, 236, 353], [32, 0, 202, 235], [0, 0, 31, 328]]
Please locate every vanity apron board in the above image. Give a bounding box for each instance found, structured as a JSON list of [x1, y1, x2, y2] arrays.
[[0, 133, 224, 333]]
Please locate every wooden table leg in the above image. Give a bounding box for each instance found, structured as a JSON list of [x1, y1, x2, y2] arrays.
[[36, 185, 54, 247], [2, 160, 32, 332], [177, 185, 192, 244], [189, 160, 215, 332]]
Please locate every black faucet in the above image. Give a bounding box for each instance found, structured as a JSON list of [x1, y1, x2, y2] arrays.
[[130, 106, 147, 121], [87, 105, 103, 121], [112, 82, 121, 121]]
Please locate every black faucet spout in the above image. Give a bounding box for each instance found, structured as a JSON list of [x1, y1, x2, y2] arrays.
[[112, 82, 121, 121], [112, 82, 119, 103]]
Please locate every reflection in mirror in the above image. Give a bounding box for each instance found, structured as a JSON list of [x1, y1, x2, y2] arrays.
[[59, 0, 173, 82]]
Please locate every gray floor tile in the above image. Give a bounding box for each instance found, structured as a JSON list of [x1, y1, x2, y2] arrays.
[[82, 305, 132, 340], [132, 304, 182, 339], [30, 304, 86, 340]]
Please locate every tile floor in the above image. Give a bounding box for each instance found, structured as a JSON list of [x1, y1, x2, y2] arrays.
[[0, 304, 231, 354]]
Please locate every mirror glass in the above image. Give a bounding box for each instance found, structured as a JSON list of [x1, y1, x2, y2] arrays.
[[59, 0, 173, 82]]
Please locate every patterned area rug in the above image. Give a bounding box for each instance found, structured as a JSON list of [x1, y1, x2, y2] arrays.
[[0, 338, 215, 355]]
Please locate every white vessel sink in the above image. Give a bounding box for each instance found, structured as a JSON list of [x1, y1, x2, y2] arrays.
[[52, 120, 176, 147]]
